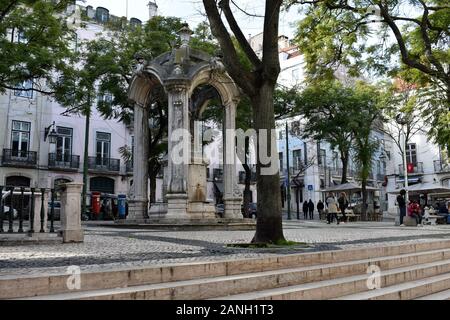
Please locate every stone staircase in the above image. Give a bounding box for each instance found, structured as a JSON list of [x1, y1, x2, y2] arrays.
[[2, 240, 450, 300]]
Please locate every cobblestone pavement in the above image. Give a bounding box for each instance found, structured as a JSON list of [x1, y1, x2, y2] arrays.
[[1, 220, 450, 277]]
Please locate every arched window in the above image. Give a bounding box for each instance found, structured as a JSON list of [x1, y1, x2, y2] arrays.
[[5, 176, 30, 187], [90, 177, 115, 194]]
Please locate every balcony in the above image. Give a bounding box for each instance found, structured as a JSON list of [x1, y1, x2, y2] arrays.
[[2, 149, 37, 168], [88, 156, 120, 173], [48, 153, 80, 171], [434, 160, 450, 173], [399, 162, 424, 175]]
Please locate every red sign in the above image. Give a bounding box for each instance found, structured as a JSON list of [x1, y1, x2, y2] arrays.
[[407, 163, 415, 173]]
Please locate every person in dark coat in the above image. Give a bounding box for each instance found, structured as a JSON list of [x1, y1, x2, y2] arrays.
[[303, 201, 309, 220], [308, 199, 315, 220], [317, 200, 325, 220], [397, 189, 407, 226]]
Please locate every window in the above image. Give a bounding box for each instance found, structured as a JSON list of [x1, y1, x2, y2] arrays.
[[14, 79, 33, 98], [98, 92, 113, 104], [293, 149, 302, 170], [56, 127, 73, 162], [377, 160, 381, 174], [318, 149, 326, 166], [11, 121, 30, 157], [279, 152, 283, 171], [96, 132, 111, 166], [406, 143, 417, 165], [278, 130, 283, 140], [17, 30, 26, 43]]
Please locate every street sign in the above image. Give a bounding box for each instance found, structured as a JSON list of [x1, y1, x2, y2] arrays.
[[308, 185, 313, 191]]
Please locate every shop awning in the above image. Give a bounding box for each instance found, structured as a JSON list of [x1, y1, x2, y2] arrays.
[[388, 183, 450, 195], [323, 182, 379, 192]]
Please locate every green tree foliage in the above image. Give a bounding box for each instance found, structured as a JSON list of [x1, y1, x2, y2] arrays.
[[290, 0, 449, 148], [293, 80, 356, 184], [0, 0, 76, 94]]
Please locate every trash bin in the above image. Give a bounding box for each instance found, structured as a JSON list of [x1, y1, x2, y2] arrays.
[[118, 194, 126, 219], [92, 192, 101, 219]]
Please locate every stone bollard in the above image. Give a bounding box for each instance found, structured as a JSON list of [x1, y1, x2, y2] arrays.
[[61, 183, 84, 243], [33, 191, 49, 233]]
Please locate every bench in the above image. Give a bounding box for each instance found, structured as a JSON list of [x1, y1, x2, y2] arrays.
[[424, 215, 446, 226]]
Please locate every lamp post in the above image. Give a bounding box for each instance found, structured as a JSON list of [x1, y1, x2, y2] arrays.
[[178, 23, 193, 48], [44, 122, 58, 144], [396, 113, 409, 204], [285, 122, 291, 220], [148, 1, 158, 19]]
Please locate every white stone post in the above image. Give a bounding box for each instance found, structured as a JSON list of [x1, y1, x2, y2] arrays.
[[166, 81, 190, 218], [128, 102, 149, 220], [60, 183, 84, 243], [223, 101, 242, 219]]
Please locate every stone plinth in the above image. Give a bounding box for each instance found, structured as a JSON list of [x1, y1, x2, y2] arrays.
[[188, 202, 216, 219], [223, 197, 243, 219], [128, 199, 148, 220], [166, 193, 189, 219], [61, 183, 84, 243], [148, 202, 168, 219]]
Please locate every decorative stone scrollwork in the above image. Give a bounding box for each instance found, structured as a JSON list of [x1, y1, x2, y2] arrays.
[[233, 185, 243, 198]]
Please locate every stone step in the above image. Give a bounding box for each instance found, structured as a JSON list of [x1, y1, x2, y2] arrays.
[[212, 259, 450, 300], [415, 289, 450, 300], [16, 250, 450, 300], [334, 273, 450, 300], [3, 239, 450, 299]]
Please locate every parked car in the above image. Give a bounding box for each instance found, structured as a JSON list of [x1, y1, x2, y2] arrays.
[[47, 201, 61, 221], [215, 204, 224, 218], [241, 203, 257, 219]]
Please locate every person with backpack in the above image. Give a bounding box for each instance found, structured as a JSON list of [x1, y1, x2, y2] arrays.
[[338, 192, 349, 223], [308, 199, 315, 220]]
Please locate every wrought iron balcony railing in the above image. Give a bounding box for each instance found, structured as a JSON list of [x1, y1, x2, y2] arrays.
[[48, 153, 80, 171], [399, 162, 424, 175], [88, 156, 120, 173], [2, 149, 37, 167], [434, 160, 450, 173]]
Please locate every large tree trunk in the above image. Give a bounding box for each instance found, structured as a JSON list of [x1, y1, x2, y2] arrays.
[[242, 163, 252, 219], [242, 138, 252, 218], [251, 82, 286, 244], [361, 178, 368, 221], [340, 150, 349, 184]]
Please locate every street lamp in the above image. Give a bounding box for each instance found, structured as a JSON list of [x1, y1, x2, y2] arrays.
[[395, 113, 409, 204], [44, 121, 58, 144], [178, 23, 193, 47]]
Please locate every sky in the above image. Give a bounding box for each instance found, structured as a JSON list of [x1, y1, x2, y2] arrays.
[[82, 0, 302, 39]]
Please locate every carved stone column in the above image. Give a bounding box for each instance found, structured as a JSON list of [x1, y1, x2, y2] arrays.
[[128, 102, 149, 220], [223, 100, 242, 219], [165, 80, 190, 218]]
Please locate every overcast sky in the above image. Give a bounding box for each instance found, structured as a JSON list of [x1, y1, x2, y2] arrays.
[[82, 0, 302, 39]]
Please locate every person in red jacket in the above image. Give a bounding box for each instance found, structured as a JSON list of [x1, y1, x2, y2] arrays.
[[408, 200, 423, 226]]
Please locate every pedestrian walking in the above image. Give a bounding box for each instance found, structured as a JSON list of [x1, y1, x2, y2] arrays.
[[338, 192, 349, 223], [308, 199, 314, 220], [317, 200, 325, 220], [303, 201, 308, 220], [397, 189, 407, 226], [326, 192, 339, 225]]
